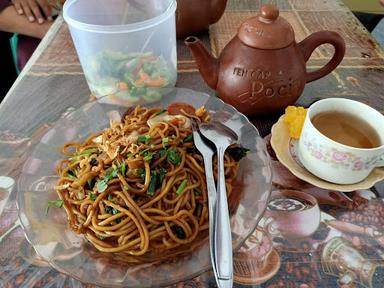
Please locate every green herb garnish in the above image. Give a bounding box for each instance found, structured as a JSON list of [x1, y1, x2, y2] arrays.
[[83, 148, 97, 154], [138, 134, 151, 144], [182, 134, 193, 143], [90, 193, 97, 201], [45, 199, 64, 216], [106, 168, 118, 179], [112, 160, 120, 169], [159, 148, 168, 158], [171, 225, 186, 239], [97, 180, 108, 192], [143, 151, 155, 162], [96, 168, 118, 192], [87, 178, 95, 190], [67, 169, 76, 178], [127, 153, 135, 158], [79, 148, 98, 155], [227, 147, 250, 161], [90, 158, 98, 166], [148, 171, 157, 196], [121, 161, 126, 176], [162, 137, 169, 147], [155, 109, 167, 116], [139, 148, 150, 156], [167, 148, 181, 165], [108, 194, 113, 201], [111, 169, 118, 178], [158, 167, 167, 185], [147, 168, 167, 196], [105, 206, 119, 215], [70, 148, 98, 161], [137, 168, 146, 180], [176, 179, 188, 195]]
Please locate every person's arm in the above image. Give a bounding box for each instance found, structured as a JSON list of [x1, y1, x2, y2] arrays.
[[11, 0, 52, 23], [0, 5, 51, 38]]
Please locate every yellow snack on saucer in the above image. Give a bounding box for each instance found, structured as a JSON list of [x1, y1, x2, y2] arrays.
[[284, 106, 307, 139]]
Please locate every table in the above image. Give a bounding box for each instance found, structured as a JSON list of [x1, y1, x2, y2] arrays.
[[1, 0, 384, 287]]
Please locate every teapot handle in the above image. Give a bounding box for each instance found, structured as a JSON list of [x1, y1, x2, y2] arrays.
[[298, 31, 345, 83]]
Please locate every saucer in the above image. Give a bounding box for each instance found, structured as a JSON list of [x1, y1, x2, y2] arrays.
[[271, 116, 384, 192], [234, 248, 280, 285]]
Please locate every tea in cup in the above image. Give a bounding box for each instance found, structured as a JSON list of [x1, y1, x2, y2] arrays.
[[297, 98, 384, 184]]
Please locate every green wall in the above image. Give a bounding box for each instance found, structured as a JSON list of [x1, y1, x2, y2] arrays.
[[343, 0, 384, 13]]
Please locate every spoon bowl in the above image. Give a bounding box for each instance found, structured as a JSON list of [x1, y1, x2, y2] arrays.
[[199, 121, 238, 148]]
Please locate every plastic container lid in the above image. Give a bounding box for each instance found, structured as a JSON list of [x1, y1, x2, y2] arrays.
[[238, 4, 294, 49], [63, 0, 177, 33]]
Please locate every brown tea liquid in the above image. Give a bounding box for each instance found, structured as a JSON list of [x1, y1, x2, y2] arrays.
[[311, 111, 381, 149]]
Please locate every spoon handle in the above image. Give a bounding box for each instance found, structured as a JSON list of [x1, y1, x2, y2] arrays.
[[214, 146, 233, 284]]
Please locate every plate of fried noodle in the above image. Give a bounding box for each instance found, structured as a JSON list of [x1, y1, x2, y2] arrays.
[[17, 88, 271, 287]]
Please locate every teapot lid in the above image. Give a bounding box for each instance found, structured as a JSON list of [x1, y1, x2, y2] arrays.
[[238, 4, 294, 49]]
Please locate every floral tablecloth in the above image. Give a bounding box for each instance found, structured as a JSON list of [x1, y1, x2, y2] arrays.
[[1, 0, 384, 287]]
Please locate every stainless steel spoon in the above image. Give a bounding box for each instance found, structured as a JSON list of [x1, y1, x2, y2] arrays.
[[199, 121, 238, 288]]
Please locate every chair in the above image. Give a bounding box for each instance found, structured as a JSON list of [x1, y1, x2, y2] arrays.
[[0, 32, 17, 102]]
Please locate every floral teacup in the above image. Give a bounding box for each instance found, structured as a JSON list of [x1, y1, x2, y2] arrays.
[[297, 98, 384, 184]]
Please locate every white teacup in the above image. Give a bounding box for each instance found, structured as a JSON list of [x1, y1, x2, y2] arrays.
[[297, 98, 384, 184]]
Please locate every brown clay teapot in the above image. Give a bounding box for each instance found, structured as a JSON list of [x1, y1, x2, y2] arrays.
[[185, 4, 346, 116], [176, 0, 228, 38]]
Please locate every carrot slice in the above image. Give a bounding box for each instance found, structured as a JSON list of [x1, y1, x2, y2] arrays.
[[144, 78, 166, 87], [117, 82, 129, 91]]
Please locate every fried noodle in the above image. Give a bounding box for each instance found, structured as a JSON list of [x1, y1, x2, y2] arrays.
[[54, 104, 240, 258]]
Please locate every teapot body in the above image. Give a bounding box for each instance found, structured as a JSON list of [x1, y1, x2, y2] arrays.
[[185, 4, 345, 116], [176, 0, 227, 38], [217, 37, 306, 116]]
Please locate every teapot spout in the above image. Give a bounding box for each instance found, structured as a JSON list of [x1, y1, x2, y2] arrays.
[[185, 36, 219, 89]]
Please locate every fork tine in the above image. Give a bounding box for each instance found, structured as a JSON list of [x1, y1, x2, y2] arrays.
[[191, 120, 202, 148], [191, 120, 202, 140], [191, 119, 197, 131], [192, 117, 202, 131]]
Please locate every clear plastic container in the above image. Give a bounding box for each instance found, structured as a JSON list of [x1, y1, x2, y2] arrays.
[[63, 0, 177, 105]]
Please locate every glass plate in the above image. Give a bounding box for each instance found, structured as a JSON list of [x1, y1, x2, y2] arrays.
[[17, 88, 271, 287]]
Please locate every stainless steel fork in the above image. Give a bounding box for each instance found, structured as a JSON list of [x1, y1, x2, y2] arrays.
[[191, 121, 220, 285]]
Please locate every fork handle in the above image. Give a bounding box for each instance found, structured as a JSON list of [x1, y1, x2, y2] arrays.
[[202, 154, 219, 280], [214, 146, 233, 283]]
